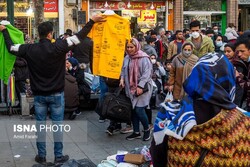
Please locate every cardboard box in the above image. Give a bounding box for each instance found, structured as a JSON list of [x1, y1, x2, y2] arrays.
[[124, 154, 145, 165]]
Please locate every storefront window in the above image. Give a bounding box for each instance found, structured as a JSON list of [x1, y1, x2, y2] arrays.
[[184, 0, 222, 11], [0, 1, 30, 13]]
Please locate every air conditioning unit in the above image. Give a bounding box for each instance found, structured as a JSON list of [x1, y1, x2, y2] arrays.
[[67, 0, 77, 6], [72, 9, 77, 19]]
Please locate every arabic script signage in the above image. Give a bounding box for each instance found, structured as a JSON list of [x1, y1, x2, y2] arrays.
[[137, 10, 157, 29], [238, 0, 250, 4], [90, 1, 165, 10], [44, 0, 58, 12]]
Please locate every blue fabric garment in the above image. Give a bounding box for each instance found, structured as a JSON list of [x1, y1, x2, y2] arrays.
[[34, 92, 65, 157], [153, 52, 237, 145], [184, 52, 236, 110]]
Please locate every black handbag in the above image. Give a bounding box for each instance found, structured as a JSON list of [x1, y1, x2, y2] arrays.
[[101, 87, 132, 122], [135, 83, 149, 97]]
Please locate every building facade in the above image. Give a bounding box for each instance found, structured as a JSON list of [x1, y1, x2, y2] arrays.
[[79, 0, 239, 34], [0, 0, 242, 37], [238, 0, 250, 31], [0, 0, 60, 38], [174, 0, 238, 34]]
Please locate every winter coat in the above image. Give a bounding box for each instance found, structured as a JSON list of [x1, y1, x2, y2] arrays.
[[168, 54, 198, 100], [73, 37, 93, 64], [232, 59, 248, 107], [167, 40, 185, 60], [186, 35, 215, 57], [152, 64, 166, 92], [75, 64, 91, 101], [237, 62, 250, 111], [64, 71, 79, 108], [121, 55, 153, 108], [14, 57, 29, 81], [225, 27, 239, 41]]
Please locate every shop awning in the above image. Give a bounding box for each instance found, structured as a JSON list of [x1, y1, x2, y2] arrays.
[[183, 11, 226, 16]]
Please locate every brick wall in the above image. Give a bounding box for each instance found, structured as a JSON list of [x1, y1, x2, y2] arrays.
[[174, 0, 183, 32], [227, 0, 238, 28]]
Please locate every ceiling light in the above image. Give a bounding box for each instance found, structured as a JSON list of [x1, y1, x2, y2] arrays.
[[127, 1, 131, 8], [150, 2, 154, 9], [104, 1, 109, 8]]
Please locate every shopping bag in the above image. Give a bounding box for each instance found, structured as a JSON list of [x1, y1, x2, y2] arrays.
[[101, 88, 132, 122], [165, 92, 173, 102]]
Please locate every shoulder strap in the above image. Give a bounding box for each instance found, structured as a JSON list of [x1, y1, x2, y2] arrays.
[[194, 148, 209, 167]]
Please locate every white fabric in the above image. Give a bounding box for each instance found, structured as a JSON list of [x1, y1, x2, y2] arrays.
[[103, 10, 115, 15], [117, 162, 138, 167], [0, 20, 10, 25], [10, 44, 21, 52], [66, 35, 80, 47]]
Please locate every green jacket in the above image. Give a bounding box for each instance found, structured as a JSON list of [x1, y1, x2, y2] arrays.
[[0, 22, 24, 84], [186, 35, 214, 58]]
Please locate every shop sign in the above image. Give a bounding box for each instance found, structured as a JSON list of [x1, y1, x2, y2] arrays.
[[238, 0, 250, 4], [137, 10, 157, 29], [122, 10, 141, 19], [44, 0, 58, 12], [90, 1, 165, 10]]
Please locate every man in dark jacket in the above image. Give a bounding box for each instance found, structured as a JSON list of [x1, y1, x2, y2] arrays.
[[235, 37, 250, 112], [0, 15, 105, 165], [72, 36, 93, 73], [14, 57, 29, 108]]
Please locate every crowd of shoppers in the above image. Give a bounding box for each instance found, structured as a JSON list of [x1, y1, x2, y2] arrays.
[[1, 12, 250, 166]]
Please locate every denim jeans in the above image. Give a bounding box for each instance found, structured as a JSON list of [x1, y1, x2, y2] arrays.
[[132, 106, 149, 133], [34, 92, 64, 158], [99, 77, 108, 101]]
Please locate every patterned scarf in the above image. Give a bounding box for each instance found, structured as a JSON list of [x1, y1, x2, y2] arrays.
[[153, 52, 238, 145], [178, 53, 198, 98], [127, 38, 149, 94]]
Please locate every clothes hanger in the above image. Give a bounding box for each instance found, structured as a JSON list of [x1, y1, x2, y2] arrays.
[[103, 10, 115, 15], [0, 20, 10, 25]]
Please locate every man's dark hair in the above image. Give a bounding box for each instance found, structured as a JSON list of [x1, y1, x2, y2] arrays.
[[146, 37, 156, 44], [183, 28, 189, 33], [38, 21, 53, 39], [206, 29, 214, 35], [212, 25, 218, 28], [189, 20, 201, 29], [175, 30, 182, 35], [235, 37, 250, 49], [65, 29, 72, 36], [201, 29, 206, 34], [150, 30, 157, 36]]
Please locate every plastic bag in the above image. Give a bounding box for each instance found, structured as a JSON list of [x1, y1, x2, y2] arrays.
[[97, 160, 118, 167], [91, 75, 100, 93], [140, 146, 151, 161], [165, 92, 173, 102], [61, 159, 96, 167]]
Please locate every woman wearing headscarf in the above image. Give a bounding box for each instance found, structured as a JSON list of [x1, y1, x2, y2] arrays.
[[213, 34, 226, 54], [167, 42, 198, 100], [150, 52, 250, 167], [120, 38, 153, 141]]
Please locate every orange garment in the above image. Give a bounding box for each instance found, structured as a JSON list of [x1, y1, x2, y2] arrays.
[[88, 14, 131, 79]]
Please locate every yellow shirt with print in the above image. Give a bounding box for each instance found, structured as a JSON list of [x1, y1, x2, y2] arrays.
[[88, 14, 131, 79]]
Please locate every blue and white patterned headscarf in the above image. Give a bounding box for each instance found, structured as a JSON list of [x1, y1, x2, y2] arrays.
[[153, 52, 237, 145]]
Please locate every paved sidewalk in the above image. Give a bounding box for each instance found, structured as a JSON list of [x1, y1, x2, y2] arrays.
[[0, 109, 154, 167]]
